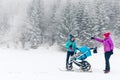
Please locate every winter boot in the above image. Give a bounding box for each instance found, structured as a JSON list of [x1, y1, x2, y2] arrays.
[[104, 70, 110, 73]]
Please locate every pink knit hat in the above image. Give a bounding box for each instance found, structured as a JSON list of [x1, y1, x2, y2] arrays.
[[103, 32, 110, 37]]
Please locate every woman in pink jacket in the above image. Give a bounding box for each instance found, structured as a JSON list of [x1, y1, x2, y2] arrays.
[[91, 32, 114, 73]]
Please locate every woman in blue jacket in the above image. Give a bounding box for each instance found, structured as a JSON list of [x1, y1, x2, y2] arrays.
[[65, 34, 77, 69]]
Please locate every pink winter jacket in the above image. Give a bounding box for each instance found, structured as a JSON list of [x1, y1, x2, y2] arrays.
[[94, 36, 114, 52]]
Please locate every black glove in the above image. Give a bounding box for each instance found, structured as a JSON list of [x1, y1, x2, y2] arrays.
[[91, 37, 94, 40], [110, 50, 113, 55], [110, 50, 113, 52], [69, 45, 72, 48], [76, 47, 79, 50]]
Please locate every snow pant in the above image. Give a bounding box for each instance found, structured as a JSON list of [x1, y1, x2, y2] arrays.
[[66, 51, 74, 66], [104, 51, 113, 71]]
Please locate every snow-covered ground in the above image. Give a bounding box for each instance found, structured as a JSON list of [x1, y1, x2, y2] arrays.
[[0, 46, 120, 80]]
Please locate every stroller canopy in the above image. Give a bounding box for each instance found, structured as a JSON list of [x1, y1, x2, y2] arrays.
[[77, 46, 92, 60]]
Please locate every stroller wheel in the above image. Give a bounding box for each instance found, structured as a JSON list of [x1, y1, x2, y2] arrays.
[[81, 61, 91, 71]]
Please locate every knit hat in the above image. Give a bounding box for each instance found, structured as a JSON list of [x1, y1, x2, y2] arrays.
[[69, 34, 74, 40], [103, 32, 110, 37]]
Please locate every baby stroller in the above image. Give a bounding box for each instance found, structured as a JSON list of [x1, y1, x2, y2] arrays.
[[66, 46, 97, 71]]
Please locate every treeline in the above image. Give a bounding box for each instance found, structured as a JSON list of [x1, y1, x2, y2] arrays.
[[0, 0, 120, 49]]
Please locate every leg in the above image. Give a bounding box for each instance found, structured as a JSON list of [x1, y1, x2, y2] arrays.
[[66, 51, 71, 66], [70, 52, 74, 56], [66, 52, 74, 70], [69, 52, 74, 65], [105, 52, 112, 71]]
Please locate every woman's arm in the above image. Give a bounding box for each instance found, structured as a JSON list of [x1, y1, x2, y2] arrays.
[[94, 37, 104, 43]]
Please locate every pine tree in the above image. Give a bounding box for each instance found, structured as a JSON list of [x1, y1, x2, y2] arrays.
[[23, 0, 45, 48]]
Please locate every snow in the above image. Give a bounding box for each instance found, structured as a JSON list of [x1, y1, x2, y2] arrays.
[[0, 47, 120, 80]]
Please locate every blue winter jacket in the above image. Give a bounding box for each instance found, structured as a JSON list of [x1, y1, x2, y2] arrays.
[[65, 39, 77, 52]]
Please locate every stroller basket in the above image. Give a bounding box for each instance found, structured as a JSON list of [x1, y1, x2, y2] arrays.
[[77, 46, 92, 60]]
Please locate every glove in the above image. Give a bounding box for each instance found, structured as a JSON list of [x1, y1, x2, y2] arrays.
[[110, 50, 113, 52], [69, 45, 72, 48], [91, 37, 94, 40], [76, 47, 79, 50], [69, 45, 74, 51], [110, 50, 113, 55]]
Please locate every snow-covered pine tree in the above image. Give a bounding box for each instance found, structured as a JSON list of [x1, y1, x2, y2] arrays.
[[56, 0, 79, 46], [45, 0, 61, 46], [25, 0, 45, 48]]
